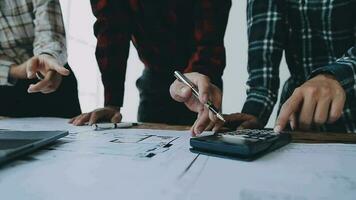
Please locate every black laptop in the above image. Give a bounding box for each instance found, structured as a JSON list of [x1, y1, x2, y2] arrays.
[[0, 130, 68, 165]]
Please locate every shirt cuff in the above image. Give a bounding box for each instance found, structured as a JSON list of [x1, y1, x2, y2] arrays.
[[241, 88, 277, 126], [309, 63, 355, 97], [103, 81, 125, 107], [104, 90, 124, 107], [0, 61, 17, 86]]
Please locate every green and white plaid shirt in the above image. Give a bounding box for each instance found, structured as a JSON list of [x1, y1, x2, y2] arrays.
[[243, 0, 356, 133], [0, 0, 66, 86]]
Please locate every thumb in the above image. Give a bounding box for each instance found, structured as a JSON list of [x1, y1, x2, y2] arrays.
[[170, 81, 192, 102], [26, 57, 40, 79]]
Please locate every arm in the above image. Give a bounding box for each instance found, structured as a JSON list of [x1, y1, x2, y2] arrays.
[[91, 0, 131, 107], [184, 0, 232, 89], [32, 0, 67, 66], [275, 46, 356, 132], [241, 0, 287, 126], [70, 0, 131, 126]]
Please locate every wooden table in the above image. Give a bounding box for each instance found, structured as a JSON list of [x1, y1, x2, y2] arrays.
[[135, 122, 356, 144]]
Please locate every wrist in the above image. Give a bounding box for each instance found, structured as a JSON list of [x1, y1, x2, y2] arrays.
[[9, 64, 27, 79], [315, 73, 336, 80]]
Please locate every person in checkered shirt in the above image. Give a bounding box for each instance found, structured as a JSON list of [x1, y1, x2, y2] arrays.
[[0, 0, 81, 117], [171, 0, 356, 135]]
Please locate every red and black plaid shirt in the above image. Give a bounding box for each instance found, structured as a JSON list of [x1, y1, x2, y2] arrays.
[[90, 0, 232, 107]]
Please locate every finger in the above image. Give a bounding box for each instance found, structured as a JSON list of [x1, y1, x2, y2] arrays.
[[73, 113, 91, 126], [190, 119, 199, 137], [111, 112, 122, 123], [169, 81, 192, 102], [208, 86, 223, 122], [193, 107, 211, 135], [212, 120, 225, 132], [41, 55, 70, 76], [40, 88, 56, 94], [53, 66, 70, 76], [237, 120, 261, 130], [328, 94, 346, 123], [26, 57, 40, 79], [205, 120, 215, 131], [289, 112, 298, 130], [275, 90, 303, 132], [88, 112, 104, 125], [184, 94, 205, 113], [68, 117, 77, 124], [298, 95, 317, 131], [27, 71, 55, 93], [195, 75, 210, 104], [313, 98, 332, 126]]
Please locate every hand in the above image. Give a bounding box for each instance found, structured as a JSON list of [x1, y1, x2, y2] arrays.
[[275, 74, 346, 132], [169, 72, 222, 136], [9, 54, 70, 94], [212, 113, 263, 132], [69, 106, 122, 126]]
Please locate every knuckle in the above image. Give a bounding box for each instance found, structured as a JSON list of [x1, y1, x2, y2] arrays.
[[313, 116, 326, 126], [281, 101, 292, 111], [293, 87, 302, 96], [197, 74, 210, 82], [320, 87, 331, 97], [304, 86, 318, 95]]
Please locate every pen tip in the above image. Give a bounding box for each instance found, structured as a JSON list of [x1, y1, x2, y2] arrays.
[[217, 114, 226, 122]]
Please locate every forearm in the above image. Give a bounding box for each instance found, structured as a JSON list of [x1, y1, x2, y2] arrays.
[[242, 87, 278, 126], [91, 0, 131, 107], [242, 0, 287, 126], [32, 0, 67, 66]]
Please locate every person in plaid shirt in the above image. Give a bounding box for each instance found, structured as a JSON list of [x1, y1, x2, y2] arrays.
[[71, 0, 232, 126], [0, 0, 81, 117], [171, 0, 356, 135]]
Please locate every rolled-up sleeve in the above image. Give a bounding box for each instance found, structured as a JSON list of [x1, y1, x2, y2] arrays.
[[32, 0, 67, 66]]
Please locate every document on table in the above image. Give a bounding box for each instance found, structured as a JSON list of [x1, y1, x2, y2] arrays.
[[0, 117, 356, 200], [175, 143, 356, 200], [0, 117, 92, 133]]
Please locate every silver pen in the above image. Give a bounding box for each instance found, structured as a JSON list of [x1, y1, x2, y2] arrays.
[[174, 71, 225, 122], [92, 122, 138, 131], [36, 72, 44, 80]]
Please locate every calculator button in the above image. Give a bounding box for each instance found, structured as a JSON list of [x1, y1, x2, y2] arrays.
[[265, 135, 276, 139]]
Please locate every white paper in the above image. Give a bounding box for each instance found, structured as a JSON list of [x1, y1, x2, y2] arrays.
[[0, 117, 92, 133], [177, 143, 356, 200], [0, 118, 356, 200]]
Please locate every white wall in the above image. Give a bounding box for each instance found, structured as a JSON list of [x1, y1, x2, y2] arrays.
[[59, 0, 289, 128]]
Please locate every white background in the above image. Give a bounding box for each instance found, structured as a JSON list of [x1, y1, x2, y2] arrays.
[[59, 0, 289, 128]]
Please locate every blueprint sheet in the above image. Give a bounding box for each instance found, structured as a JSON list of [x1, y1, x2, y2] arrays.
[[0, 118, 355, 200]]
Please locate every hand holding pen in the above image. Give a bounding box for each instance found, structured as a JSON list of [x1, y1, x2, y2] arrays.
[[170, 71, 224, 136]]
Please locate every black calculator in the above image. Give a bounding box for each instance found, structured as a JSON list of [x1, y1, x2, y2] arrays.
[[190, 129, 291, 160]]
